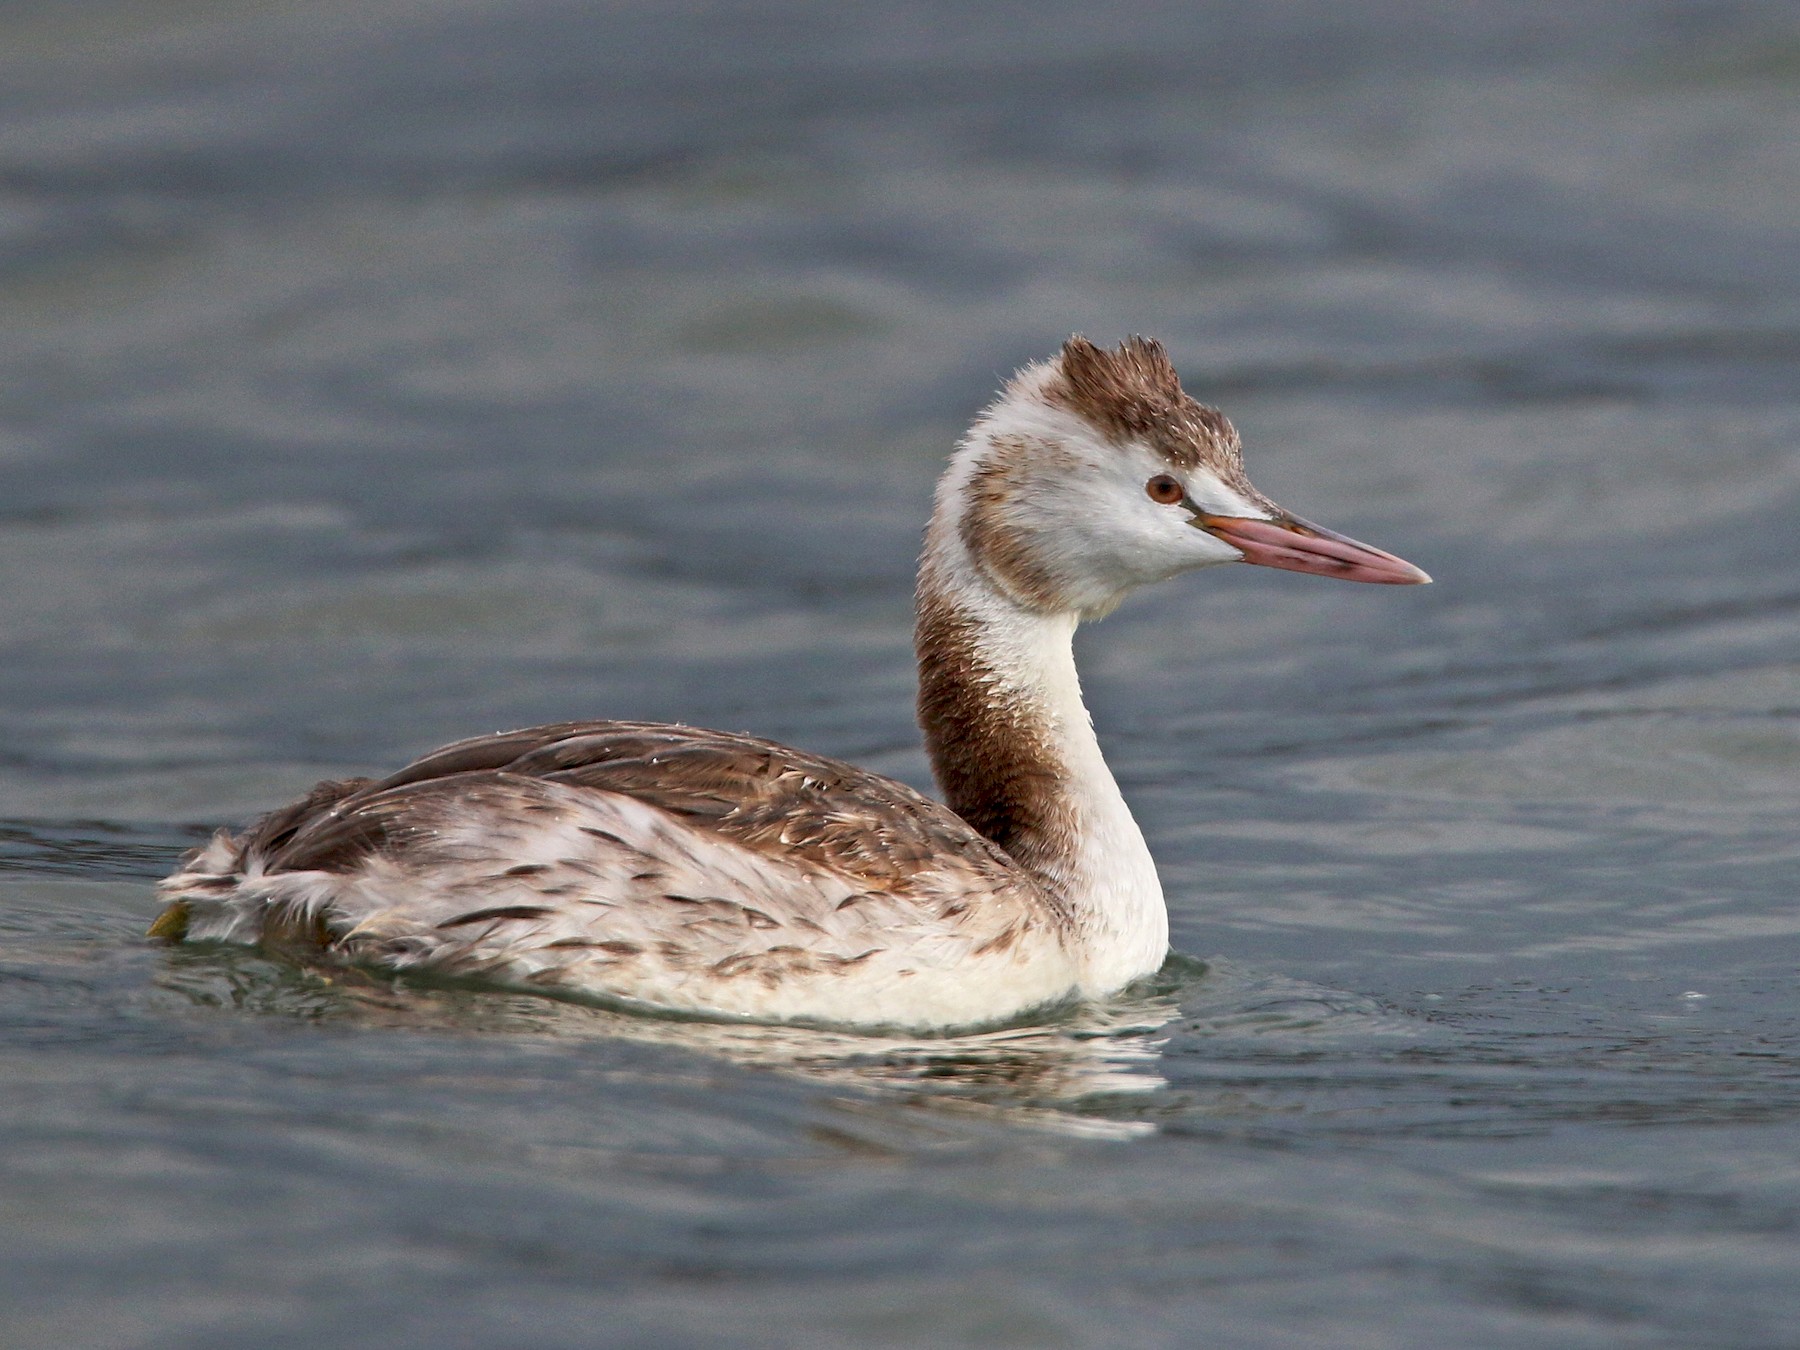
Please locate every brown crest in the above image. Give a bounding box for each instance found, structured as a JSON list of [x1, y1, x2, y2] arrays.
[[1046, 335, 1245, 481]]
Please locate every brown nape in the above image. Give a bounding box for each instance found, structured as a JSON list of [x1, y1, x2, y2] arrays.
[[957, 433, 1073, 611], [1046, 334, 1254, 490], [913, 567, 1076, 898]]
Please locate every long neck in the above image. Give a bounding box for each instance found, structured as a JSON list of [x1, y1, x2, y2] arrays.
[[914, 522, 1168, 991]]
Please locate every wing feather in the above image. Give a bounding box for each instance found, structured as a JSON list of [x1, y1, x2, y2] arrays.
[[271, 721, 1027, 893], [158, 721, 1078, 1025]]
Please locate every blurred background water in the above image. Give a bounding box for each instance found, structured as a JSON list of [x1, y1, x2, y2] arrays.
[[3, 1, 1799, 1345]]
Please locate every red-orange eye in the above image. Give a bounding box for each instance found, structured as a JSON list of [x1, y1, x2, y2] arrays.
[[1145, 474, 1184, 505]]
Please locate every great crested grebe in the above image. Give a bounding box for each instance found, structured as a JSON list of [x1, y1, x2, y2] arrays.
[[153, 337, 1428, 1030]]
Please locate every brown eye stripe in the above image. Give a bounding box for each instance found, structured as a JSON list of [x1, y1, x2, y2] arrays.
[[1145, 475, 1184, 504]]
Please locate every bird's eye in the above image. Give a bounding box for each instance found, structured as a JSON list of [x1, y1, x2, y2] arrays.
[[1145, 474, 1185, 505]]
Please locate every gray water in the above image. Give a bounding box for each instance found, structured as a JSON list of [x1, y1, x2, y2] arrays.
[[4, 2, 1800, 1345]]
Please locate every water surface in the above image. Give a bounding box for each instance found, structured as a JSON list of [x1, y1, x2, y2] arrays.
[[3, 2, 1799, 1345]]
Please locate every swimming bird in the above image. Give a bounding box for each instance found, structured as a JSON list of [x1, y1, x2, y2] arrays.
[[153, 336, 1429, 1030]]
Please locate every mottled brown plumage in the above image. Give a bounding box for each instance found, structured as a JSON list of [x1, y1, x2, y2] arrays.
[[259, 721, 1023, 891], [159, 718, 1080, 1025]]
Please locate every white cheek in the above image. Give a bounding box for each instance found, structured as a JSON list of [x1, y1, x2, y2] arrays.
[[1154, 508, 1241, 572], [1085, 492, 1225, 585], [1125, 473, 1262, 577], [1183, 526, 1248, 568]]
